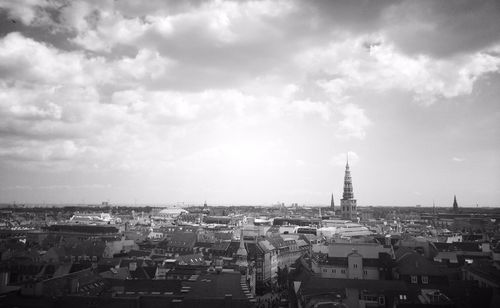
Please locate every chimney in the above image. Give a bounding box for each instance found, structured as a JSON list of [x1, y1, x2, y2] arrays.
[[482, 243, 491, 253], [225, 294, 232, 308]]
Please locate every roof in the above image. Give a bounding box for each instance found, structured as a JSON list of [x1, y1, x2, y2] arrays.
[[182, 272, 249, 300], [211, 241, 230, 252], [169, 232, 198, 248], [214, 232, 233, 241], [327, 242, 393, 259], [258, 240, 275, 252], [396, 251, 448, 276], [433, 241, 482, 252], [300, 276, 407, 296], [127, 249, 151, 258], [129, 266, 154, 279], [464, 260, 500, 286], [44, 224, 119, 234], [99, 267, 130, 280], [158, 208, 188, 215], [176, 253, 205, 265], [320, 257, 381, 267], [114, 279, 182, 293]]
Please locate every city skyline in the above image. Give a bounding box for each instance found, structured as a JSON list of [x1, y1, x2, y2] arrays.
[[1, 1, 499, 206]]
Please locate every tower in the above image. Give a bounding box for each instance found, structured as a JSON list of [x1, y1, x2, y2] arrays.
[[341, 155, 357, 221], [453, 195, 458, 212], [236, 229, 248, 270], [330, 193, 335, 211]]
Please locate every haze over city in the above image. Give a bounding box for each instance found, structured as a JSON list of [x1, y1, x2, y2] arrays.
[[0, 0, 499, 206]]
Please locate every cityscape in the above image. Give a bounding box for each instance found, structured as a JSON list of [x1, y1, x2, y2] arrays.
[[1, 161, 500, 308], [1, 1, 500, 308]]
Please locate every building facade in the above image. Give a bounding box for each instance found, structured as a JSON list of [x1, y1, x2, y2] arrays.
[[312, 242, 394, 280]]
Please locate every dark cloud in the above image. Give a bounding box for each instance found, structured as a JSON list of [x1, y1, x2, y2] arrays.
[[383, 0, 500, 57]]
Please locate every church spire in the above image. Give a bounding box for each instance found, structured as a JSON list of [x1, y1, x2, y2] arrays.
[[330, 193, 335, 209], [453, 195, 458, 212], [342, 156, 354, 200], [340, 153, 357, 221]]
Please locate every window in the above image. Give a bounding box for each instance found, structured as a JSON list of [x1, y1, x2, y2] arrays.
[[422, 276, 428, 284], [341, 269, 346, 274], [363, 270, 368, 275], [379, 296, 385, 305], [332, 269, 336, 273], [353, 264, 358, 268], [411, 275, 417, 284]]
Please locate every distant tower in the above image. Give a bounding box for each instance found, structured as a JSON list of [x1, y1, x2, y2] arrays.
[[202, 200, 209, 214], [453, 195, 458, 212], [330, 194, 335, 211], [341, 154, 357, 221]]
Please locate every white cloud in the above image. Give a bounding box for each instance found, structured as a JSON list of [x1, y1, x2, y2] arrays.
[[452, 157, 465, 162], [337, 104, 371, 139], [299, 37, 500, 105]]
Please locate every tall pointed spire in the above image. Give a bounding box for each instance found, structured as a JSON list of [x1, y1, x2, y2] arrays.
[[342, 155, 354, 200], [453, 195, 458, 212], [330, 193, 335, 210], [341, 153, 356, 220]]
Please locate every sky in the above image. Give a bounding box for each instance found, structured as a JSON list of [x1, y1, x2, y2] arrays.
[[0, 0, 499, 207]]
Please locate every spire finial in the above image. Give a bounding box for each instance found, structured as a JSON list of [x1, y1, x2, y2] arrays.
[[347, 152, 349, 166]]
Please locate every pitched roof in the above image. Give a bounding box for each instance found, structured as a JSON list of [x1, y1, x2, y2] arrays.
[[258, 240, 275, 252], [165, 232, 197, 248], [211, 241, 231, 252], [433, 241, 482, 252], [328, 242, 392, 259], [464, 260, 500, 286], [396, 251, 448, 276], [99, 267, 130, 280]]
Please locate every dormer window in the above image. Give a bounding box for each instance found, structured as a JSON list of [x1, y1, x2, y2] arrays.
[[422, 276, 428, 284]]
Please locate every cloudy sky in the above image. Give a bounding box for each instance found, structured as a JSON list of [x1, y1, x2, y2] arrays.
[[0, 0, 499, 207]]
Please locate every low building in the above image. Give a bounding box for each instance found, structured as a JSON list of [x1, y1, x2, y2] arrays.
[[312, 241, 394, 280], [394, 248, 458, 289]]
